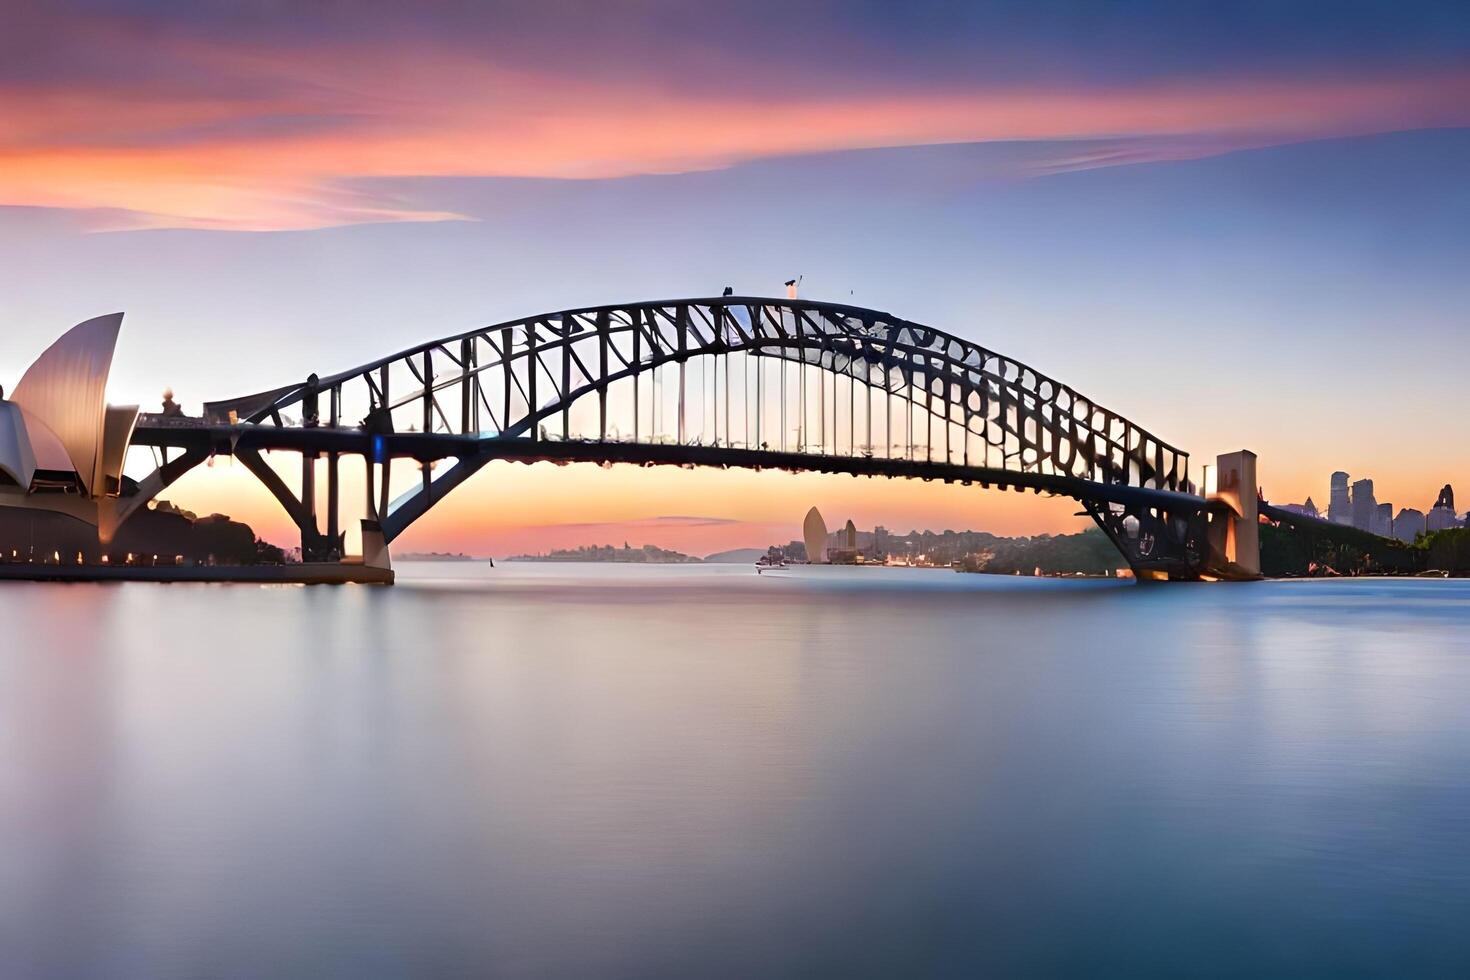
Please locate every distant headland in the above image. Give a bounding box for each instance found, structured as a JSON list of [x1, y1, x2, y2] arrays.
[[505, 543, 701, 563]]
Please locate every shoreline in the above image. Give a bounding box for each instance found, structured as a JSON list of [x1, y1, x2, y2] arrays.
[[0, 563, 394, 585]]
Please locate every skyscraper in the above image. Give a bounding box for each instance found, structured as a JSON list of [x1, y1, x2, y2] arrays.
[[803, 506, 828, 564], [1351, 478, 1376, 532], [1373, 502, 1393, 538], [1328, 471, 1352, 525], [1393, 508, 1426, 543], [1428, 484, 1462, 532]]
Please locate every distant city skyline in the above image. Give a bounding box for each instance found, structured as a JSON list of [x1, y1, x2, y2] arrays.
[[1281, 473, 1463, 543]]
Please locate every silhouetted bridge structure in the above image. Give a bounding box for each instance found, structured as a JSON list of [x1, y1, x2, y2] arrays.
[[118, 297, 1257, 581]]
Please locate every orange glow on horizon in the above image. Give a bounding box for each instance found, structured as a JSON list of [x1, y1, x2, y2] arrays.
[[156, 456, 1094, 558]]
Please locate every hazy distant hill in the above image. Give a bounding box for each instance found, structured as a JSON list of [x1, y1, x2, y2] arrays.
[[505, 543, 701, 563], [703, 548, 766, 564]]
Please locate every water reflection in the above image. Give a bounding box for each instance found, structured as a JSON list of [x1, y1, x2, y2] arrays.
[[2, 568, 1469, 977]]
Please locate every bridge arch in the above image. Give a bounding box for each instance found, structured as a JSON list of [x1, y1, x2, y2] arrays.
[[214, 298, 1189, 486], [128, 297, 1218, 577]]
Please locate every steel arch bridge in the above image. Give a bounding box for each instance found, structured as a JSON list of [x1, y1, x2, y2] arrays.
[[129, 296, 1241, 580]]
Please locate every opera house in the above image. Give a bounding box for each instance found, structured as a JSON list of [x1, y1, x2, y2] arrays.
[[1, 316, 374, 579], [0, 317, 336, 576], [0, 314, 140, 540]]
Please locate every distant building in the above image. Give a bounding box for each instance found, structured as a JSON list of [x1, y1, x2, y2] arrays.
[[1278, 497, 1319, 519], [775, 539, 808, 562], [1392, 508, 1426, 543], [823, 518, 877, 564], [1435, 484, 1456, 513], [1328, 472, 1352, 526], [1351, 478, 1376, 532], [1373, 502, 1393, 538], [1428, 484, 1461, 532], [1428, 507, 1461, 533], [803, 506, 828, 563]]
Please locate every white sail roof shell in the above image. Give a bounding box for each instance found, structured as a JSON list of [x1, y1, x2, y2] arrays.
[[19, 408, 74, 472], [10, 313, 124, 495], [101, 404, 139, 492], [0, 401, 37, 490]]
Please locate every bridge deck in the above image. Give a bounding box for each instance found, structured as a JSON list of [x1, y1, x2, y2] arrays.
[[132, 422, 1210, 514]]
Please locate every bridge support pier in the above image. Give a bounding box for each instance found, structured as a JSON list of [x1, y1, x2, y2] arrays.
[[326, 452, 340, 544], [1084, 449, 1262, 581], [1084, 498, 1212, 581], [300, 450, 317, 555], [360, 519, 391, 570], [1206, 450, 1260, 579]]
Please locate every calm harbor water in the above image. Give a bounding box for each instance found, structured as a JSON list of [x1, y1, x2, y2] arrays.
[[3, 564, 1469, 978]]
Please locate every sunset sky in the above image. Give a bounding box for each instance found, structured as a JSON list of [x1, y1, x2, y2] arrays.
[[2, 1, 1467, 555]]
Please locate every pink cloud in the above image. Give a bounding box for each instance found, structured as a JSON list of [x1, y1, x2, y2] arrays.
[[2, 22, 1467, 230]]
